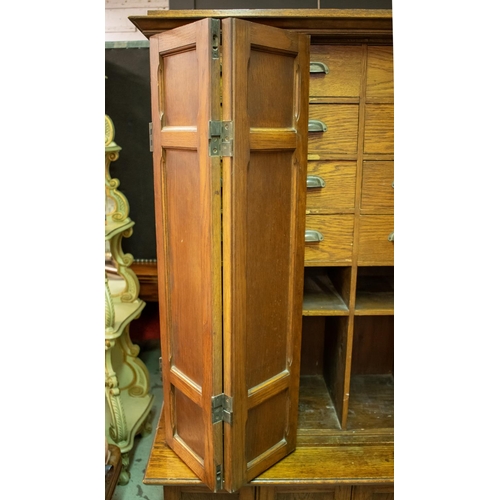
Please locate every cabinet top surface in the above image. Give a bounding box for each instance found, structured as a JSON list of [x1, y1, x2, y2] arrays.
[[129, 9, 393, 40], [139, 9, 391, 18]]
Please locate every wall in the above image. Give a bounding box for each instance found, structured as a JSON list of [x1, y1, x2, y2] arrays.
[[105, 0, 169, 42]]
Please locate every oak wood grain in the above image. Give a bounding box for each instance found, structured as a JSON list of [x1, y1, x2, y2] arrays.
[[357, 216, 394, 266], [308, 104, 359, 155], [129, 10, 393, 41], [306, 161, 356, 215], [304, 215, 354, 264], [360, 162, 394, 214], [221, 18, 309, 491], [366, 46, 394, 102], [309, 45, 363, 98], [145, 406, 393, 486]]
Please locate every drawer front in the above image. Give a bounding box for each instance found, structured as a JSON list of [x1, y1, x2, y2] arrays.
[[304, 215, 354, 265], [309, 104, 359, 155], [361, 161, 394, 214], [358, 215, 394, 265], [366, 46, 394, 100], [307, 161, 356, 214], [309, 45, 363, 97], [364, 104, 394, 154]]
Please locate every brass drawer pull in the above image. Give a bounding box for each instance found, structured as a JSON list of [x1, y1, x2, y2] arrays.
[[306, 176, 326, 188], [308, 119, 327, 133], [388, 232, 394, 242], [305, 230, 324, 243], [310, 61, 329, 74]]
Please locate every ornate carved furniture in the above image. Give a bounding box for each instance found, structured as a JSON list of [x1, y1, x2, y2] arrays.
[[105, 114, 155, 484]]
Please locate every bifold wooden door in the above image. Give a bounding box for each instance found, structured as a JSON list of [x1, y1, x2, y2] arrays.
[[149, 17, 309, 493]]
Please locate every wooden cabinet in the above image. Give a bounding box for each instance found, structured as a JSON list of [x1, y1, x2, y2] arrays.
[[130, 8, 394, 497]]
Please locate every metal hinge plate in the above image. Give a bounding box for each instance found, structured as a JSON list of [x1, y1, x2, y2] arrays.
[[149, 122, 153, 152], [212, 393, 233, 424], [211, 19, 220, 59], [209, 121, 234, 157], [215, 463, 223, 491]]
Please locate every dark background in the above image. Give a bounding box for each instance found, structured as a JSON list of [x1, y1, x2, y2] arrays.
[[105, 0, 392, 260]]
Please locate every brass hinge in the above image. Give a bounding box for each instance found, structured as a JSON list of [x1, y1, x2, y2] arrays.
[[209, 121, 234, 157], [215, 463, 223, 491], [212, 393, 233, 424], [149, 122, 153, 152], [211, 18, 220, 59]]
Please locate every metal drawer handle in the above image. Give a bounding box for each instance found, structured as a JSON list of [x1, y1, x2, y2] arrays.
[[308, 119, 327, 133], [307, 176, 326, 188], [388, 232, 394, 242], [305, 230, 324, 243], [310, 61, 329, 74]]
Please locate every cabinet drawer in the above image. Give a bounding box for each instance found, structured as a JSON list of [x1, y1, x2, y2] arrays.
[[364, 104, 394, 154], [361, 161, 394, 214], [307, 161, 356, 214], [304, 215, 354, 265], [309, 104, 359, 155], [358, 216, 394, 265], [309, 45, 363, 97], [366, 46, 394, 101]]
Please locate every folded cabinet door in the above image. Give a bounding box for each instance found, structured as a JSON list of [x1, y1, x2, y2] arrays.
[[150, 16, 309, 493], [221, 18, 309, 492], [149, 18, 223, 492]]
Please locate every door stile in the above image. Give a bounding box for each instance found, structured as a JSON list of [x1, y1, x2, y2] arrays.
[[221, 17, 249, 493], [197, 18, 224, 491], [149, 18, 223, 492]]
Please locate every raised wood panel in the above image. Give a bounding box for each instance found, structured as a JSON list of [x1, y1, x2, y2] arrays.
[[309, 45, 363, 98], [304, 215, 354, 264], [363, 105, 393, 154], [360, 161, 393, 214], [357, 216, 394, 266], [306, 161, 356, 214], [366, 46, 393, 101], [308, 104, 359, 155]]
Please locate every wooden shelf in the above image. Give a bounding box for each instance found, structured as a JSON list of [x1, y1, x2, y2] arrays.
[[298, 375, 341, 432], [355, 274, 394, 315], [303, 271, 349, 316], [144, 404, 393, 487], [347, 375, 394, 431]]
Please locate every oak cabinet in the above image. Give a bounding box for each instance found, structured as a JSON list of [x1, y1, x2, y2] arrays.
[[130, 8, 394, 496]]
